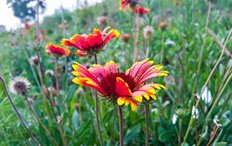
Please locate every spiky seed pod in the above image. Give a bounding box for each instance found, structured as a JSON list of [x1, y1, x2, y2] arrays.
[[29, 55, 41, 66], [176, 108, 189, 119], [120, 33, 131, 43], [9, 77, 31, 95], [31, 41, 45, 51], [157, 21, 169, 32], [143, 26, 154, 39]]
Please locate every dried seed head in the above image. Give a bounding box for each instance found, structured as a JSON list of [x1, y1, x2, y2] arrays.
[[143, 26, 154, 39], [9, 77, 31, 95], [29, 55, 41, 66], [158, 21, 169, 31], [57, 116, 62, 124], [120, 33, 131, 43], [45, 69, 54, 77]]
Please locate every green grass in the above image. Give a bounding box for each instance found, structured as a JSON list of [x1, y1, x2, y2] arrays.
[[0, 0, 232, 145]]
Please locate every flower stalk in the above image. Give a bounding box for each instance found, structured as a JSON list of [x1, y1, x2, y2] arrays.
[[118, 105, 124, 146], [93, 54, 104, 146], [0, 76, 39, 146], [24, 93, 59, 146], [145, 104, 149, 146]]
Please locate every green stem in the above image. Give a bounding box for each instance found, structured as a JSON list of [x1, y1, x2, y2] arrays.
[[160, 32, 164, 64], [145, 104, 149, 146]]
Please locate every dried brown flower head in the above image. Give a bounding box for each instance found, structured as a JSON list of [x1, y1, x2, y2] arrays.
[[158, 21, 169, 31], [143, 26, 154, 39], [120, 33, 131, 43], [9, 77, 31, 95], [29, 55, 41, 66]]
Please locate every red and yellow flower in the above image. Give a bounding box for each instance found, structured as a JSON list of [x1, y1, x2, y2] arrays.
[[130, 7, 150, 14], [61, 27, 120, 56], [119, 0, 130, 11], [71, 58, 169, 111], [45, 42, 71, 57]]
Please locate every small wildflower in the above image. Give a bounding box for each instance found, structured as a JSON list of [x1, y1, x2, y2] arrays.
[[9, 77, 31, 95], [24, 21, 31, 30], [174, 2, 179, 6], [9, 42, 16, 46], [61, 27, 120, 56], [29, 55, 41, 66], [119, 0, 137, 11], [176, 108, 189, 119], [97, 16, 108, 25], [39, 30, 47, 35], [143, 26, 154, 39], [120, 33, 131, 43], [45, 42, 71, 58], [158, 21, 169, 31], [130, 7, 150, 14]]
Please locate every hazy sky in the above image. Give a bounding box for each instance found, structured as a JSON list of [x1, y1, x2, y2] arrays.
[[0, 0, 103, 30]]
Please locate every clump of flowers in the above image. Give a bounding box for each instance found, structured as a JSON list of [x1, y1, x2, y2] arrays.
[[29, 55, 41, 66], [158, 21, 169, 31], [143, 26, 154, 39], [45, 42, 71, 58], [61, 27, 120, 56], [120, 33, 131, 43], [9, 77, 31, 95], [130, 6, 150, 14], [71, 58, 169, 111]]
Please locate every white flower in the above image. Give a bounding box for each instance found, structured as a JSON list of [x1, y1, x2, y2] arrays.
[[201, 86, 212, 104], [172, 113, 178, 124], [192, 105, 199, 119]]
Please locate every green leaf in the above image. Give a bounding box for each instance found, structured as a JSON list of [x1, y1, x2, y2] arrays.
[[73, 110, 79, 130], [213, 142, 227, 146], [229, 106, 232, 120], [75, 130, 89, 145], [124, 124, 141, 144], [65, 84, 78, 102], [159, 131, 172, 143]]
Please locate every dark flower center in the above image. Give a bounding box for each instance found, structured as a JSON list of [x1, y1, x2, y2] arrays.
[[100, 73, 136, 97]]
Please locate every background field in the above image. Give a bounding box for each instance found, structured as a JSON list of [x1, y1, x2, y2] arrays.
[[0, 0, 232, 145]]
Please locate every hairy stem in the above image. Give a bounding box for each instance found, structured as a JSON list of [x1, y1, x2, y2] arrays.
[[145, 104, 149, 146], [57, 122, 68, 146], [118, 105, 124, 146], [160, 32, 164, 64], [0, 76, 39, 146], [54, 58, 65, 108], [94, 54, 103, 146]]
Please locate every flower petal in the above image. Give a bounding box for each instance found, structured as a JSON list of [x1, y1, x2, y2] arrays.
[[102, 29, 120, 46], [117, 97, 138, 111], [104, 60, 117, 75], [136, 65, 169, 86], [72, 77, 105, 95], [126, 58, 153, 79], [116, 77, 132, 97]]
